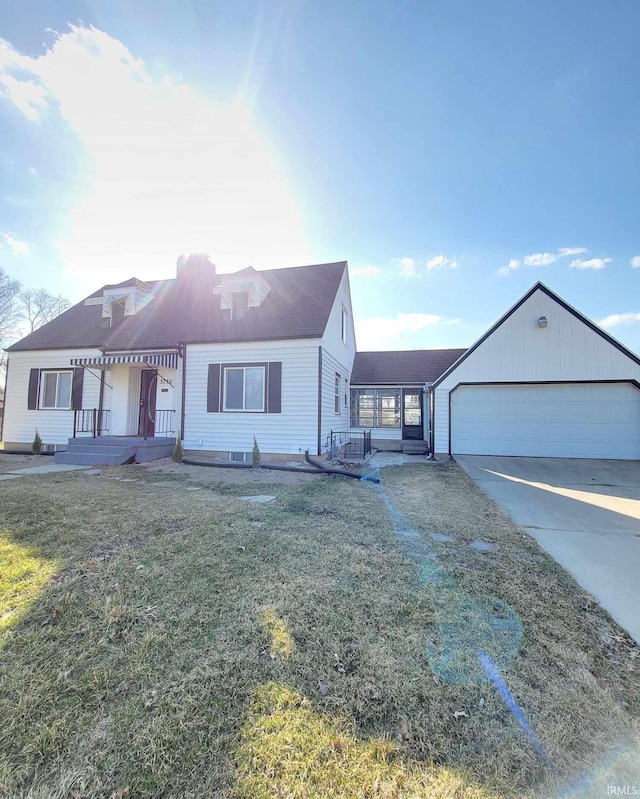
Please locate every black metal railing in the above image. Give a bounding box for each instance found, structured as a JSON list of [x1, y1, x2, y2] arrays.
[[151, 409, 176, 437], [73, 409, 110, 438], [328, 429, 372, 460]]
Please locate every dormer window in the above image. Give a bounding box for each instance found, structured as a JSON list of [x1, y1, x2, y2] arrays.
[[111, 299, 125, 327], [85, 278, 154, 319], [232, 291, 249, 320]]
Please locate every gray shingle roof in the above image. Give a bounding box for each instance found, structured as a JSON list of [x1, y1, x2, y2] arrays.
[[7, 261, 347, 352], [351, 348, 467, 385]]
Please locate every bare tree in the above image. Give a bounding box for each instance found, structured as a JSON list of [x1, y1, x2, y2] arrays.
[[0, 267, 22, 343], [19, 288, 71, 333], [0, 267, 22, 393]]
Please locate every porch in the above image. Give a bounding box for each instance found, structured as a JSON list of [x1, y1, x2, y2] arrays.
[[54, 434, 176, 466]]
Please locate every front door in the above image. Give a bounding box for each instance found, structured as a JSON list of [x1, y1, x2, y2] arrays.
[[402, 388, 423, 440], [138, 370, 157, 438]]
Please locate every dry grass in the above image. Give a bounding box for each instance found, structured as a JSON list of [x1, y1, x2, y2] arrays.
[[0, 461, 638, 798]]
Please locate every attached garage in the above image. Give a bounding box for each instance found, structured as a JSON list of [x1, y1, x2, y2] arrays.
[[431, 283, 640, 459], [451, 382, 640, 459]]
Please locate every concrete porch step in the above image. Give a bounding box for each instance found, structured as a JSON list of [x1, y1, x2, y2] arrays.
[[402, 440, 429, 454], [63, 444, 138, 456], [67, 436, 174, 448], [54, 448, 136, 466]]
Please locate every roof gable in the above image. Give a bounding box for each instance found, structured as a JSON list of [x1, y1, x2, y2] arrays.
[[431, 282, 640, 389]]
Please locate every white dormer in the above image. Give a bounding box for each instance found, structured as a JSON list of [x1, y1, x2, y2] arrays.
[[213, 269, 271, 320], [85, 279, 155, 326]]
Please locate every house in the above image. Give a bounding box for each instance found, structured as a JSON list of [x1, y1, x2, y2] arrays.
[[1, 256, 356, 462], [3, 263, 639, 463]]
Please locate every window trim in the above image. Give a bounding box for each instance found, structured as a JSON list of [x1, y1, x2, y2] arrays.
[[341, 307, 348, 345], [39, 370, 73, 410], [223, 365, 266, 412], [334, 373, 341, 414], [350, 387, 401, 429]]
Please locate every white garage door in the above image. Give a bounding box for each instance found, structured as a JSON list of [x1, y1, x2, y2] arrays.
[[451, 383, 640, 459]]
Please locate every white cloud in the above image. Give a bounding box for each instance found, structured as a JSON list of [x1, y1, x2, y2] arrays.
[[0, 25, 308, 292], [524, 252, 557, 267], [350, 265, 382, 278], [598, 312, 640, 328], [558, 247, 588, 257], [569, 257, 611, 270], [356, 312, 447, 348], [0, 73, 49, 121], [497, 258, 520, 277], [397, 257, 416, 278], [631, 256, 640, 268], [426, 254, 457, 271], [2, 232, 30, 255]]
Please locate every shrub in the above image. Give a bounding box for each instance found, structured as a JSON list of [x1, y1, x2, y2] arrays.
[[32, 430, 43, 455], [252, 436, 261, 469], [172, 438, 184, 463]]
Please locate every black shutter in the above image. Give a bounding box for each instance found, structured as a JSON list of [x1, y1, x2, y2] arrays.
[[267, 362, 282, 414], [207, 364, 221, 412], [28, 368, 39, 410], [71, 368, 84, 410]]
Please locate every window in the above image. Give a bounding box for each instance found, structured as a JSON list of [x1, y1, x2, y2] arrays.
[[231, 292, 249, 320], [344, 377, 348, 408], [110, 299, 125, 327], [223, 366, 265, 411], [40, 371, 72, 409], [341, 308, 348, 344], [350, 388, 401, 428], [334, 373, 341, 414]]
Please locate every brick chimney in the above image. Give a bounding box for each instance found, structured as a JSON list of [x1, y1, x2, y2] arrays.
[[176, 253, 221, 291]]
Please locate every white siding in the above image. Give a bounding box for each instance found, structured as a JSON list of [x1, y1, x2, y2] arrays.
[[320, 349, 350, 451], [434, 288, 640, 454], [3, 349, 103, 447], [321, 269, 356, 373], [110, 366, 138, 436], [183, 339, 321, 455], [318, 268, 356, 452], [155, 365, 181, 437], [108, 363, 180, 436]]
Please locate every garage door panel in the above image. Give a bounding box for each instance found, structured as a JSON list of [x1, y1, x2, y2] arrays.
[[451, 383, 640, 459]]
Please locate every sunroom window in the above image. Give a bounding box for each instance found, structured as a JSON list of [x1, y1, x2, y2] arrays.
[[350, 388, 400, 428], [40, 371, 72, 410]]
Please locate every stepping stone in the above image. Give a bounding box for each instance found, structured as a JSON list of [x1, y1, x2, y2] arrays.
[[84, 469, 102, 476], [185, 486, 202, 491], [239, 495, 276, 503], [431, 533, 453, 542], [469, 539, 497, 552]]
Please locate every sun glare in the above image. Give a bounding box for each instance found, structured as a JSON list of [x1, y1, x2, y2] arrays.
[[0, 25, 308, 295]]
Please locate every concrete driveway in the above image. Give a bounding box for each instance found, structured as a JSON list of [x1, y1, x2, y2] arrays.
[[455, 455, 640, 644]]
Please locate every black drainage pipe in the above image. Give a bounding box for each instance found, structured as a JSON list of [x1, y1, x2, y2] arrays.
[[304, 450, 379, 482], [182, 458, 330, 476]]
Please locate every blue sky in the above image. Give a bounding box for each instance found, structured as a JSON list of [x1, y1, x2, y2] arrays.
[[1, 0, 639, 351]]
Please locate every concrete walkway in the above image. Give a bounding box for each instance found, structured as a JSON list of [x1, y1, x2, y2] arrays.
[[0, 463, 88, 481], [455, 455, 640, 644]]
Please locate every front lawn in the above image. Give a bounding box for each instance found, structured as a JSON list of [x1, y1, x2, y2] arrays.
[[0, 462, 638, 798]]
